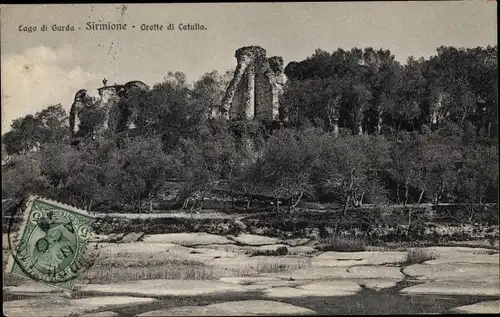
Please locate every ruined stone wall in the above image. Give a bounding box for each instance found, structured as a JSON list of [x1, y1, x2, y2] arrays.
[[119, 81, 150, 130], [228, 66, 250, 120], [99, 86, 120, 104], [269, 56, 287, 110], [98, 86, 122, 132], [222, 46, 286, 122], [70, 81, 149, 139], [254, 61, 274, 121], [69, 89, 88, 137], [244, 63, 256, 120]]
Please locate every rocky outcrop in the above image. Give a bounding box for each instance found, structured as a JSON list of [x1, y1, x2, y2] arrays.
[[221, 46, 286, 122]]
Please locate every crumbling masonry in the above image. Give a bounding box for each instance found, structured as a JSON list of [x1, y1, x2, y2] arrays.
[[221, 46, 286, 122], [70, 46, 286, 139], [69, 81, 149, 137]]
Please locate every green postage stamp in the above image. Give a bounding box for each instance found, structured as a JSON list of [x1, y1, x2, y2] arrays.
[[6, 196, 94, 291]]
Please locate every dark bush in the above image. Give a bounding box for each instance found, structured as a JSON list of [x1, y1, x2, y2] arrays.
[[250, 246, 289, 257], [316, 236, 366, 252]]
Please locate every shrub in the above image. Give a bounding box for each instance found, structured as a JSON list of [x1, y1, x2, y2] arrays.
[[250, 246, 289, 257], [276, 246, 289, 255], [403, 248, 438, 265], [228, 220, 245, 236], [316, 236, 366, 252]]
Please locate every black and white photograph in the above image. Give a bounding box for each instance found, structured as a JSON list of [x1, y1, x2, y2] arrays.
[[1, 2, 499, 316]]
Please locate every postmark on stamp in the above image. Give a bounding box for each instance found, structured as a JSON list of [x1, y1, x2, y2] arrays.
[[6, 195, 95, 292]]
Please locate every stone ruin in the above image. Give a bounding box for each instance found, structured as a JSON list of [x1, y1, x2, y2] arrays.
[[99, 80, 149, 133], [69, 80, 149, 138], [69, 89, 89, 137], [70, 46, 287, 139], [221, 46, 287, 122]]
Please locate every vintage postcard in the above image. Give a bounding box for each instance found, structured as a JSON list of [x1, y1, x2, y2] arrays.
[[1, 2, 498, 316]]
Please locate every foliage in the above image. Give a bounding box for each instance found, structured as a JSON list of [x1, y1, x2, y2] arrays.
[[313, 134, 390, 212], [456, 143, 499, 221], [316, 236, 366, 252], [386, 131, 426, 205], [191, 69, 234, 119], [106, 135, 172, 210], [39, 143, 84, 190], [1, 154, 49, 198], [2, 104, 70, 156], [403, 248, 438, 265], [1, 45, 498, 213], [243, 128, 321, 211], [250, 246, 289, 257]]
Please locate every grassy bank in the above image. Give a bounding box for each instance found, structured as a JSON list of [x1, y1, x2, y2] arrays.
[[3, 203, 498, 246]]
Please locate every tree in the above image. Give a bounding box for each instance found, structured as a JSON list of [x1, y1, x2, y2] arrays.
[[245, 128, 321, 212], [1, 142, 10, 165], [103, 156, 146, 210], [172, 137, 215, 213], [3, 104, 72, 155], [387, 131, 425, 206], [3, 115, 43, 155], [2, 153, 49, 199], [347, 83, 372, 135], [282, 47, 382, 135], [390, 56, 426, 132], [281, 77, 343, 132], [424, 46, 498, 135], [2, 44, 497, 215], [36, 104, 69, 144], [140, 71, 204, 149], [64, 164, 103, 211], [361, 134, 392, 205], [457, 143, 498, 221], [362, 48, 402, 134], [39, 143, 83, 191], [191, 70, 234, 119], [313, 133, 388, 214], [58, 138, 118, 211], [107, 135, 172, 212], [415, 129, 462, 204]]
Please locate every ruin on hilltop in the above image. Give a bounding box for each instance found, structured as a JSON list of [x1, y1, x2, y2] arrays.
[[220, 46, 287, 122]]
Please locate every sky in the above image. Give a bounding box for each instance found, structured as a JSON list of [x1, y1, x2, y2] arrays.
[[0, 2, 497, 133]]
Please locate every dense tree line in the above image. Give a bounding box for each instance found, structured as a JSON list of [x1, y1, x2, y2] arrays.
[[2, 46, 498, 218], [282, 46, 497, 137]]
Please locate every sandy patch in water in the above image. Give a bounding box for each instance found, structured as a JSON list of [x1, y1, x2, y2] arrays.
[[451, 300, 500, 314], [400, 280, 500, 296], [142, 233, 233, 245], [312, 251, 407, 267], [79, 279, 258, 296], [262, 281, 362, 297], [231, 234, 283, 246], [3, 296, 156, 317], [137, 300, 316, 316], [403, 263, 498, 282]]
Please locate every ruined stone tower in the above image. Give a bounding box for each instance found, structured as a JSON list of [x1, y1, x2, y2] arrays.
[[98, 80, 150, 133], [69, 89, 89, 137], [221, 46, 286, 122], [69, 80, 149, 138]]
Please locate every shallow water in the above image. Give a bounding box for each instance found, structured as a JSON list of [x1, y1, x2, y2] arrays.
[[3, 230, 499, 316], [67, 280, 498, 316]]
